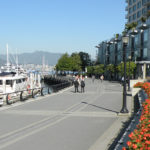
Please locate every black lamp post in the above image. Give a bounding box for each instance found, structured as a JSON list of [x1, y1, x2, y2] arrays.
[[128, 55, 131, 91], [120, 34, 129, 113]]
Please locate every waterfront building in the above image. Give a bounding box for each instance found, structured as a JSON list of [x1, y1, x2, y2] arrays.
[[126, 0, 150, 24], [96, 16, 150, 79]]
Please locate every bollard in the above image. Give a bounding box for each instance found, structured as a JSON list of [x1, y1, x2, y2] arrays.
[[32, 89, 35, 98], [20, 91, 24, 101], [41, 88, 44, 96]]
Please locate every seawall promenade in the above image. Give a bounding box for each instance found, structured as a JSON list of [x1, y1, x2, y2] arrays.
[[0, 78, 132, 150]]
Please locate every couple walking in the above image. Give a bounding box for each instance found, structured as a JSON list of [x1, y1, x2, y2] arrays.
[[74, 75, 85, 93]]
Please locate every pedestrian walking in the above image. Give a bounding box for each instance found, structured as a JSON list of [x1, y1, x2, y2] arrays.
[[81, 76, 85, 93], [100, 75, 104, 82], [74, 75, 80, 93], [92, 75, 95, 83]]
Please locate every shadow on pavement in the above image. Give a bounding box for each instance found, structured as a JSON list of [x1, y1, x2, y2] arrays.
[[81, 102, 119, 114]]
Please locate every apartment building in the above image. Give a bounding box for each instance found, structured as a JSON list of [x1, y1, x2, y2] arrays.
[[126, 0, 150, 24], [96, 18, 150, 79]]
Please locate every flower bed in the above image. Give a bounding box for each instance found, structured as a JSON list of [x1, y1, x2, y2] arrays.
[[123, 82, 150, 150]]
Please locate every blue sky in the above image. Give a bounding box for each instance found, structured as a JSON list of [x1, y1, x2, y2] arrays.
[[0, 0, 126, 59]]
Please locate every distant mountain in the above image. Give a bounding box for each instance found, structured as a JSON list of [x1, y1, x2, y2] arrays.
[[0, 51, 62, 66]]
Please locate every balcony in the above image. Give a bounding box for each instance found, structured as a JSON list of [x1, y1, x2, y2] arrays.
[[125, 6, 128, 11], [138, 23, 149, 30], [130, 29, 138, 35], [125, 14, 128, 19], [126, 0, 128, 3]]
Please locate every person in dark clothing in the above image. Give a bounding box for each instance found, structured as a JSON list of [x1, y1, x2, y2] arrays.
[[81, 76, 85, 93], [74, 75, 79, 93]]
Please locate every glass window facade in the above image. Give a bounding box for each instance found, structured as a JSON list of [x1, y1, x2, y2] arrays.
[[143, 48, 148, 58], [148, 5, 150, 11], [129, 0, 132, 5], [144, 30, 148, 42], [144, 30, 148, 49], [133, 13, 136, 20], [142, 8, 146, 14], [117, 42, 122, 64], [137, 1, 141, 9], [137, 10, 141, 18], [126, 0, 149, 24], [134, 35, 139, 47], [129, 7, 132, 14], [129, 16, 132, 22], [142, 0, 146, 5], [133, 5, 136, 11]]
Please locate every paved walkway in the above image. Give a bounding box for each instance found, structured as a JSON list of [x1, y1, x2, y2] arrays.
[[0, 78, 132, 150]]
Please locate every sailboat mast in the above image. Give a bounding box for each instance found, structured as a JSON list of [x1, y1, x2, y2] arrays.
[[6, 44, 9, 66], [16, 49, 19, 75]]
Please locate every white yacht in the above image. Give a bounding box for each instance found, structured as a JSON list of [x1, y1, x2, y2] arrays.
[[0, 72, 27, 93], [0, 45, 41, 106]]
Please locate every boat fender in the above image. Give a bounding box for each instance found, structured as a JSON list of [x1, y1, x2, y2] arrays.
[[8, 94, 11, 100], [27, 84, 31, 94]]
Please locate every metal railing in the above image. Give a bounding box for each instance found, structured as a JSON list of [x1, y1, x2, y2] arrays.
[[0, 80, 73, 106]]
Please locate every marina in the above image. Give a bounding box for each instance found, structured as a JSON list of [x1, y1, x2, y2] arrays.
[[0, 45, 51, 106]]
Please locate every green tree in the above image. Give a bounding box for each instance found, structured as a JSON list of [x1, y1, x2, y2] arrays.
[[106, 64, 115, 73], [115, 33, 119, 39], [105, 64, 115, 79], [87, 66, 94, 77], [93, 64, 104, 76], [117, 61, 136, 77], [131, 22, 137, 30], [141, 16, 146, 23], [70, 53, 82, 72], [78, 52, 91, 71], [125, 22, 137, 31], [117, 62, 124, 76], [56, 53, 71, 71]]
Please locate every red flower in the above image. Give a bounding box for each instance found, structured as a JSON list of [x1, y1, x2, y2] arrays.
[[128, 132, 134, 139], [127, 141, 132, 147], [136, 139, 141, 143], [145, 140, 150, 144], [132, 144, 137, 149], [124, 82, 150, 150]]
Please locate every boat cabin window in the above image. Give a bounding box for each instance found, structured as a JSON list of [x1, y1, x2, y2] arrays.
[[0, 80, 3, 85], [16, 79, 22, 84], [22, 78, 26, 82], [6, 80, 13, 86]]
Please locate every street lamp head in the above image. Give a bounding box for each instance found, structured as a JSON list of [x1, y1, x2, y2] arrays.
[[122, 35, 129, 44]]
